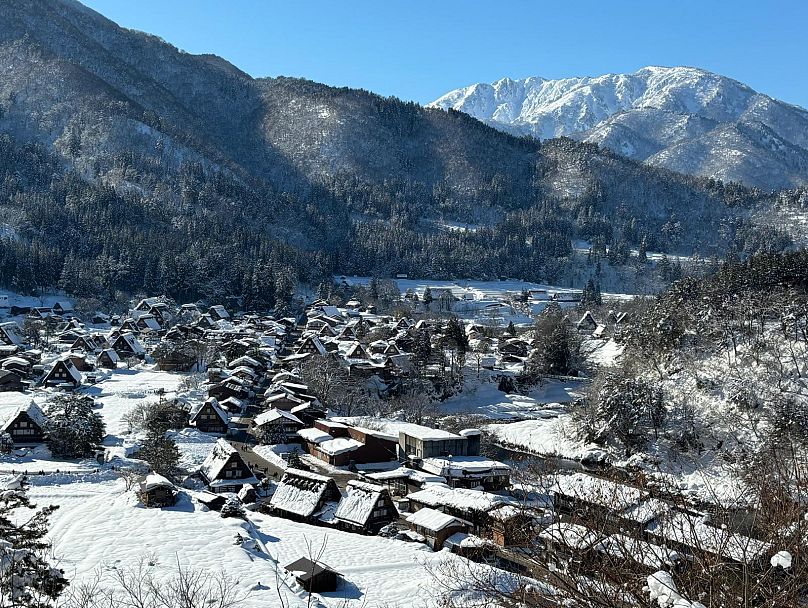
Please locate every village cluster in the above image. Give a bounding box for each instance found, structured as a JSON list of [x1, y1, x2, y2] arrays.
[[0, 293, 779, 600]]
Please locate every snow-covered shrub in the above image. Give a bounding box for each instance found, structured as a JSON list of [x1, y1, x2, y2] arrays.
[[219, 496, 245, 519]]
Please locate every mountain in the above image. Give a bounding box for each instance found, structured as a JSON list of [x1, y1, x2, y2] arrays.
[[429, 67, 808, 191], [0, 1, 792, 304]]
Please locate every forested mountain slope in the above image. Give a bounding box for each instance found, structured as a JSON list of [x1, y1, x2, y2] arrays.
[[0, 0, 792, 304]]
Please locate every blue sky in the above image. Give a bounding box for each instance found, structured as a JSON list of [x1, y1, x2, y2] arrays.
[[82, 0, 808, 108]]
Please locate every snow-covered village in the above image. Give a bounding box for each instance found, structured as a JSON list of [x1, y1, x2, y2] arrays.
[[0, 265, 805, 607], [0, 1, 807, 607]]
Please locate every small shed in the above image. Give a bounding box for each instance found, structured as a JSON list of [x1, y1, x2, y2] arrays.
[[285, 557, 340, 593], [139, 474, 178, 508]]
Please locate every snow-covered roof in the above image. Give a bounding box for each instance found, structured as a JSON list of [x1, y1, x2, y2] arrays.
[[100, 348, 119, 363], [395, 422, 461, 441], [254, 408, 303, 427], [297, 428, 333, 444], [1, 401, 47, 432], [199, 438, 243, 482], [228, 355, 261, 369], [552, 473, 648, 513], [539, 522, 599, 550], [210, 305, 230, 319], [190, 398, 230, 425], [406, 507, 462, 533], [334, 480, 389, 526], [117, 332, 145, 355], [0, 322, 23, 345], [419, 456, 511, 478], [365, 467, 446, 485], [48, 358, 82, 384], [141, 473, 175, 492], [407, 484, 518, 514], [139, 316, 161, 331], [594, 534, 681, 570], [646, 510, 771, 563], [269, 468, 336, 518], [317, 437, 363, 457]]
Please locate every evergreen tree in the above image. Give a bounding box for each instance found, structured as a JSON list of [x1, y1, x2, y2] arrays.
[[0, 477, 68, 606], [422, 286, 434, 308], [45, 395, 105, 458], [139, 432, 181, 479]]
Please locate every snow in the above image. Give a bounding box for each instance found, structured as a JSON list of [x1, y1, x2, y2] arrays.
[[440, 380, 585, 420], [406, 507, 461, 532], [407, 484, 518, 514], [169, 428, 219, 470], [297, 428, 333, 444], [317, 437, 363, 456], [645, 571, 707, 608], [28, 477, 461, 607], [486, 415, 595, 461], [141, 473, 174, 491], [333, 480, 387, 526], [770, 550, 792, 569], [86, 368, 184, 445], [269, 468, 333, 518]]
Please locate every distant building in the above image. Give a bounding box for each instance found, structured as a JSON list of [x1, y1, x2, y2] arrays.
[[398, 424, 481, 459]]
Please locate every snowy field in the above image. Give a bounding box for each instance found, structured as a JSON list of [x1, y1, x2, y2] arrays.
[[440, 380, 585, 420], [31, 477, 464, 608], [86, 368, 185, 444]]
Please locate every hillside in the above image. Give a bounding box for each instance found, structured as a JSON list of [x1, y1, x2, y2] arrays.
[[0, 1, 791, 304], [430, 66, 808, 191]]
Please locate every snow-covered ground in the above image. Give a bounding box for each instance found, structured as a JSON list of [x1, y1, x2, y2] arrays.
[[31, 476, 465, 608], [86, 368, 185, 445], [440, 381, 585, 420]]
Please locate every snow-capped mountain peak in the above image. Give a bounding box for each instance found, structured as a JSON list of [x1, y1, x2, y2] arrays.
[[429, 66, 808, 190]]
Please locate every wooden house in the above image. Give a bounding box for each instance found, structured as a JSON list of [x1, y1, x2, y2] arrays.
[[112, 333, 146, 359], [208, 376, 252, 402], [269, 468, 341, 521], [208, 305, 230, 321], [199, 438, 256, 493], [96, 348, 120, 369], [252, 408, 304, 443], [576, 311, 599, 333], [344, 342, 369, 360], [1, 356, 33, 378], [70, 335, 99, 353], [139, 474, 178, 508], [0, 322, 24, 347], [189, 398, 230, 435], [52, 301, 74, 316], [284, 558, 340, 593], [68, 353, 95, 372], [297, 335, 326, 356], [333, 480, 398, 533], [489, 505, 536, 547], [0, 369, 24, 392], [43, 358, 82, 388], [1, 402, 47, 444], [155, 346, 197, 372], [406, 507, 466, 551], [135, 314, 162, 333]]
